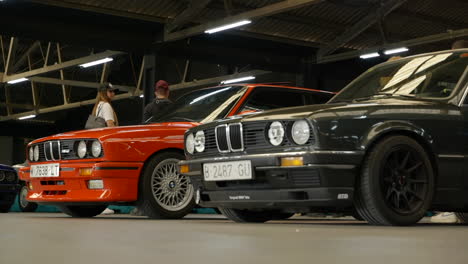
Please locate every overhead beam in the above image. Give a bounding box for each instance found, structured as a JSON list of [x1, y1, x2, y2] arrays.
[[28, 77, 135, 92], [166, 0, 213, 32], [170, 70, 271, 90], [26, 0, 165, 23], [11, 41, 41, 74], [1, 50, 124, 83], [0, 92, 135, 122], [317, 0, 408, 59], [5, 37, 18, 75], [317, 28, 468, 63], [164, 0, 324, 42]]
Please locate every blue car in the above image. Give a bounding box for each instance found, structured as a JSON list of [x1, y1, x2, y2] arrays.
[[0, 164, 21, 213]]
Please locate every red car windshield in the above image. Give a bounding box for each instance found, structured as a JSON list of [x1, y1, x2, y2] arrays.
[[152, 86, 245, 123]]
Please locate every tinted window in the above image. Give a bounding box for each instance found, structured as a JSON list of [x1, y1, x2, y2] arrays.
[[241, 87, 305, 112]]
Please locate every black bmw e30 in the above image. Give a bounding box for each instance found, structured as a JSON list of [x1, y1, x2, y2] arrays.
[[179, 49, 468, 226]]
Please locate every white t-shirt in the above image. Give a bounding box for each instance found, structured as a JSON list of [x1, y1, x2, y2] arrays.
[[96, 102, 115, 122]]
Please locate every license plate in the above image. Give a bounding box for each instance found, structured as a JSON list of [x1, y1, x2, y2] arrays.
[[203, 160, 252, 181], [31, 163, 60, 178]]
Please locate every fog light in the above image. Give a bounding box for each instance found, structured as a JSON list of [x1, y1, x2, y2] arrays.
[[79, 168, 93, 176], [281, 157, 304, 167], [88, 179, 104, 189], [28, 182, 33, 190], [180, 164, 189, 174]]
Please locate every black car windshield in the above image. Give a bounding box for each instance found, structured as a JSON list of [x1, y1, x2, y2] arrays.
[[330, 51, 468, 103], [152, 86, 244, 123]]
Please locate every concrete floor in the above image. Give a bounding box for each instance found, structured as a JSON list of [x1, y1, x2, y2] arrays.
[[1, 213, 467, 264]]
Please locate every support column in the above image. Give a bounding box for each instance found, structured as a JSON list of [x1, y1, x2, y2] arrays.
[[56, 43, 71, 104]]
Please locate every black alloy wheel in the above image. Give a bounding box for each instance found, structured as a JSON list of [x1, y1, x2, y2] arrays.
[[355, 135, 434, 226]]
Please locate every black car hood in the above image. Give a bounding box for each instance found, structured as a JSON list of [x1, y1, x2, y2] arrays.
[[238, 98, 448, 122]]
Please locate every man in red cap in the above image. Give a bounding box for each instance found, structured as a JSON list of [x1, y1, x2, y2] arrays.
[[143, 80, 173, 122]]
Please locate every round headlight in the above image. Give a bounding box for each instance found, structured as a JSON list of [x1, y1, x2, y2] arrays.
[[268, 121, 285, 146], [77, 141, 87, 158], [91, 141, 102, 158], [194, 131, 205, 153], [29, 147, 34, 162], [33, 146, 39, 161], [291, 120, 310, 145], [5, 172, 16, 182], [186, 133, 195, 154]]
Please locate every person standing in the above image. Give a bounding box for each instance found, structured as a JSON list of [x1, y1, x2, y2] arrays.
[[143, 80, 173, 122], [92, 82, 119, 127]]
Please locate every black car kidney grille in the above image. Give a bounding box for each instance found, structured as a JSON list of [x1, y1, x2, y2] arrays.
[[215, 126, 230, 152], [229, 123, 243, 150]]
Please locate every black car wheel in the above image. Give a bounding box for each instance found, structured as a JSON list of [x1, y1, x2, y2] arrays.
[[219, 207, 289, 223], [18, 185, 38, 212], [355, 135, 434, 226], [139, 151, 195, 219], [58, 205, 108, 217], [455, 213, 468, 224]]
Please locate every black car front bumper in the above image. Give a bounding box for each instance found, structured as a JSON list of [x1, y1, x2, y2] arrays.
[[180, 150, 364, 211]]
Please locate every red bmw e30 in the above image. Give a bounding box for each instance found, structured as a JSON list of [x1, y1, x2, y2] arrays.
[[19, 83, 334, 218]]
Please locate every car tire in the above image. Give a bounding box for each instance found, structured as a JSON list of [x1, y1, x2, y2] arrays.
[[0, 204, 13, 213], [455, 213, 468, 224], [355, 135, 435, 226], [58, 205, 108, 217], [139, 151, 195, 219], [18, 185, 38, 212], [219, 207, 286, 223]]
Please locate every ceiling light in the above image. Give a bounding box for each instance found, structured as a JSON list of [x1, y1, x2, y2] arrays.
[[18, 115, 36, 120], [384, 47, 409, 55], [139, 94, 144, 98], [205, 20, 252, 34], [7, 78, 28, 84], [79, 58, 113, 68], [359, 52, 380, 59], [221, 76, 255, 84]]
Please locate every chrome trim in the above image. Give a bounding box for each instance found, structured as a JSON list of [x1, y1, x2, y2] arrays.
[[229, 123, 244, 152], [438, 154, 464, 159], [44, 142, 50, 161], [180, 150, 364, 165], [457, 65, 468, 106], [215, 124, 230, 153], [257, 164, 356, 170], [57, 141, 62, 160], [49, 141, 55, 161]]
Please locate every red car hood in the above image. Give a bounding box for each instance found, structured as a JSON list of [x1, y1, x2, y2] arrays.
[[31, 122, 199, 143]]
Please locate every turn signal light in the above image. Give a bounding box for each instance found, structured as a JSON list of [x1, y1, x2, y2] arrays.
[[79, 168, 93, 176], [281, 157, 304, 167], [179, 165, 189, 174], [28, 182, 33, 190]]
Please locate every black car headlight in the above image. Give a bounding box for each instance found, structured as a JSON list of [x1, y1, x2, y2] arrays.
[[186, 133, 195, 154], [268, 121, 285, 146], [194, 130, 205, 153], [291, 120, 310, 145]]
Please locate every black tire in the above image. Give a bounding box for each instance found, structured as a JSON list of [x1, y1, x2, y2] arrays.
[[0, 203, 13, 213], [455, 213, 468, 224], [58, 205, 107, 217], [351, 209, 364, 221], [18, 185, 38, 212], [219, 207, 286, 223], [139, 151, 195, 219], [355, 135, 435, 226]]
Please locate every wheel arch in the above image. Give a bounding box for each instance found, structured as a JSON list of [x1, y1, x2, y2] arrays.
[[361, 127, 439, 183]]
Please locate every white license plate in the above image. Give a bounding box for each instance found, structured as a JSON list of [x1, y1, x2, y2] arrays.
[[31, 163, 60, 178], [203, 160, 252, 181]]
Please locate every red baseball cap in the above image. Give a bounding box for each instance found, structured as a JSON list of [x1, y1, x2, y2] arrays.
[[155, 80, 169, 91]]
